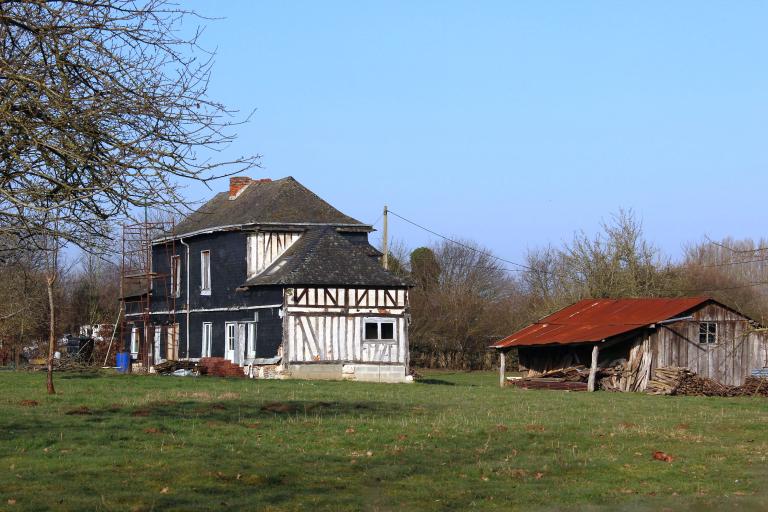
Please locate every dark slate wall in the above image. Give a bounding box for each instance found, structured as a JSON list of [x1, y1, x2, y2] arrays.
[[124, 308, 282, 360], [151, 231, 283, 310]]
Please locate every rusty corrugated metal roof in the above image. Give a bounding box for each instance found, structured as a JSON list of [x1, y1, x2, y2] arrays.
[[491, 297, 712, 349]]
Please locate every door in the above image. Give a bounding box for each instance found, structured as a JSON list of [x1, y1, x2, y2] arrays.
[[247, 322, 257, 360], [225, 323, 236, 362], [202, 322, 212, 358], [167, 324, 179, 360], [236, 323, 246, 365], [153, 326, 162, 364]]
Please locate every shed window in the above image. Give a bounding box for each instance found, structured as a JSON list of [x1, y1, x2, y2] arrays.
[[699, 322, 717, 344], [200, 250, 211, 295], [363, 318, 396, 342]]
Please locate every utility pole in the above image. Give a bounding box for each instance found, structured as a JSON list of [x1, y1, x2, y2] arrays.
[[382, 205, 389, 270]]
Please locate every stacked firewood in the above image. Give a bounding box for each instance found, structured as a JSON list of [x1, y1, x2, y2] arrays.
[[723, 377, 768, 397], [597, 362, 626, 392], [646, 366, 768, 397], [538, 365, 590, 382], [645, 367, 694, 395]]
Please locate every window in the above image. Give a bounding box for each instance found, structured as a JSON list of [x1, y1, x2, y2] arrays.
[[363, 318, 396, 342], [200, 250, 211, 295], [130, 327, 139, 355], [699, 322, 717, 344], [171, 255, 181, 298], [202, 322, 212, 357]]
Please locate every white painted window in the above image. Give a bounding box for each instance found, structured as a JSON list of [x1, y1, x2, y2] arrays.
[[171, 255, 181, 298], [225, 322, 236, 361], [130, 327, 139, 355], [200, 250, 211, 295], [699, 322, 717, 344], [202, 322, 212, 357], [363, 317, 396, 342]]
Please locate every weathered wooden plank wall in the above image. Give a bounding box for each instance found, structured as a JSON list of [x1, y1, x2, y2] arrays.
[[650, 303, 766, 386]]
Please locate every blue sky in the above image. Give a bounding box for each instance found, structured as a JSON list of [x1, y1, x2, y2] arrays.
[[180, 1, 767, 263]]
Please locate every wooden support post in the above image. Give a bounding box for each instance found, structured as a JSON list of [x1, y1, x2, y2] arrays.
[[382, 205, 389, 270], [587, 344, 599, 392], [499, 350, 506, 388]]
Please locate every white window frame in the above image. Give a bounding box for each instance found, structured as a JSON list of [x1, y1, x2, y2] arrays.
[[362, 317, 397, 342], [130, 327, 139, 356], [200, 250, 211, 295], [171, 255, 181, 298], [202, 322, 212, 357], [699, 322, 717, 344]]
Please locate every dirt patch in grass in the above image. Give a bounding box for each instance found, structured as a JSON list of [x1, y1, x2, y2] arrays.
[[19, 400, 38, 407], [131, 408, 151, 417], [65, 405, 92, 415]]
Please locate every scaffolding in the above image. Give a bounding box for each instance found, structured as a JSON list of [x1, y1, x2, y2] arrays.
[[119, 220, 177, 369]]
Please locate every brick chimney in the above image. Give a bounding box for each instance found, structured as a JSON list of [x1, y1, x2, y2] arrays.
[[229, 177, 252, 199]]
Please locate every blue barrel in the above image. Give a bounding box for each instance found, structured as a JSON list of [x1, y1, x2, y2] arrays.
[[116, 352, 131, 373]]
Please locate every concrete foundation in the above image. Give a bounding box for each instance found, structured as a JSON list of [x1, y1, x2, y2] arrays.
[[285, 363, 410, 383]]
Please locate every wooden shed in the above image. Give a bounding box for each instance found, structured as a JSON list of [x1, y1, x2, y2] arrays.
[[492, 297, 768, 390]]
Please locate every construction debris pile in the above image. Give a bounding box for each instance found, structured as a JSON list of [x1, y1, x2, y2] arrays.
[[198, 357, 245, 378], [152, 360, 198, 376], [646, 366, 768, 397]]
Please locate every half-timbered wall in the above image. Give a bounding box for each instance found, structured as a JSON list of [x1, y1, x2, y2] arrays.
[[247, 231, 302, 276], [284, 286, 409, 365]]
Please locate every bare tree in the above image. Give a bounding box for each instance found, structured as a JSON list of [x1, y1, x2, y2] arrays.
[[0, 0, 259, 252]]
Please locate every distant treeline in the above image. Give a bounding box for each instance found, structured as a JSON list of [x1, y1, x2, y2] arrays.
[[389, 210, 768, 370]]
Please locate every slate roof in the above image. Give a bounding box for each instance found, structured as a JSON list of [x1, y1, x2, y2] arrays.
[[244, 227, 409, 288], [491, 297, 717, 349], [173, 177, 365, 237]]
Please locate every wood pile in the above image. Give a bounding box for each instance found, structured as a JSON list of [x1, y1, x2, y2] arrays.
[[645, 367, 694, 395], [509, 378, 588, 391], [646, 366, 768, 397], [597, 362, 627, 392], [153, 360, 198, 375], [538, 365, 590, 382], [198, 357, 245, 378]]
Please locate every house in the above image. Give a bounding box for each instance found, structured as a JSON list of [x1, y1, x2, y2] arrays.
[[492, 297, 768, 390], [122, 176, 411, 383]]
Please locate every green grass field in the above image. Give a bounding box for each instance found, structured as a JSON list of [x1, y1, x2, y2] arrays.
[[0, 370, 766, 511]]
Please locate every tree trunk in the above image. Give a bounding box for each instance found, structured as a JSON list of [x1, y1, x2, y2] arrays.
[[46, 274, 56, 395]]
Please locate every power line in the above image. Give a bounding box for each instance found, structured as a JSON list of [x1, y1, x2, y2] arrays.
[[387, 209, 546, 274], [387, 208, 768, 294]]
